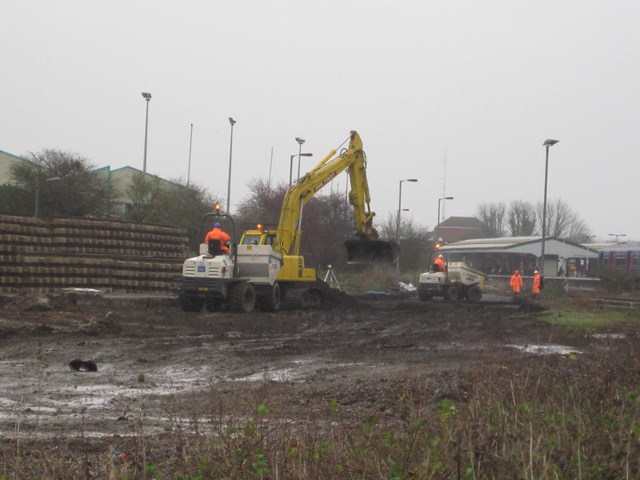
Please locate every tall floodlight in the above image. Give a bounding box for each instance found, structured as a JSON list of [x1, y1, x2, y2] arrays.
[[34, 175, 61, 218], [141, 92, 152, 173], [187, 123, 194, 186], [608, 233, 627, 243], [289, 152, 313, 187], [226, 117, 236, 213], [584, 234, 597, 274], [540, 139, 559, 275], [295, 137, 306, 180], [395, 178, 418, 283]]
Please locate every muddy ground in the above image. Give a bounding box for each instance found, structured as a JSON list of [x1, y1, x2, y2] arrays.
[[0, 290, 628, 444]]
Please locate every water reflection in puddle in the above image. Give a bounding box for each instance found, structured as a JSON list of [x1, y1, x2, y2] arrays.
[[591, 333, 625, 339], [506, 344, 581, 356]]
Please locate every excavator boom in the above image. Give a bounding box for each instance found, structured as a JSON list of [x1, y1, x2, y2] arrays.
[[240, 130, 398, 306], [274, 130, 398, 264]]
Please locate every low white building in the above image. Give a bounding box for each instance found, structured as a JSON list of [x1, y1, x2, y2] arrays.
[[1, 148, 182, 217], [440, 236, 602, 277], [0, 149, 31, 184]]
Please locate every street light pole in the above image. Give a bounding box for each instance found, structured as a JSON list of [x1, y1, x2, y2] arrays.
[[608, 233, 627, 243], [540, 139, 559, 275], [187, 123, 194, 186], [436, 196, 454, 243], [226, 117, 236, 213], [34, 175, 61, 218], [289, 152, 313, 187], [34, 176, 40, 218], [295, 137, 305, 181], [395, 178, 418, 284], [141, 92, 152, 173], [584, 234, 596, 274]]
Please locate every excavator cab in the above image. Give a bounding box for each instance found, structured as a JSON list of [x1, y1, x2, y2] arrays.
[[344, 239, 400, 264]]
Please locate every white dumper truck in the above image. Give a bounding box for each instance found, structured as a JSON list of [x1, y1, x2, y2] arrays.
[[179, 209, 283, 313], [418, 251, 486, 302]]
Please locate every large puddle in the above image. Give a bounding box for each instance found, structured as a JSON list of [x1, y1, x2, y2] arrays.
[[506, 344, 581, 356]]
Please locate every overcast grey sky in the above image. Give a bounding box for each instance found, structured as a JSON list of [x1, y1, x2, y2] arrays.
[[3, 1, 639, 241]]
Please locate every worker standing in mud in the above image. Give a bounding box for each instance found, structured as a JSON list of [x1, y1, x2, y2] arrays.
[[532, 270, 542, 297], [510, 270, 523, 296]]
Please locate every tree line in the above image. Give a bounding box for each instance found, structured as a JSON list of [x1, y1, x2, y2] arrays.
[[476, 200, 592, 242], [1, 149, 592, 270]]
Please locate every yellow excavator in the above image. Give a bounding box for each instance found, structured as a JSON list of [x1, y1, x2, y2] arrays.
[[240, 130, 398, 307]]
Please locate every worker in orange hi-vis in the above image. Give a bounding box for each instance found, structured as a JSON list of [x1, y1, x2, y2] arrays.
[[510, 270, 523, 295], [204, 222, 231, 254], [532, 270, 542, 297], [433, 254, 445, 272]]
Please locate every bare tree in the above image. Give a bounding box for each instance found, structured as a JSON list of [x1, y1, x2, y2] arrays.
[[535, 198, 592, 240], [235, 179, 286, 229], [507, 200, 536, 236], [476, 202, 507, 237], [125, 173, 219, 251], [11, 149, 115, 217], [378, 213, 432, 269], [234, 179, 356, 268]]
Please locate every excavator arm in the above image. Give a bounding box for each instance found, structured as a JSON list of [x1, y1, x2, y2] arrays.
[[240, 130, 397, 288], [274, 130, 397, 263]]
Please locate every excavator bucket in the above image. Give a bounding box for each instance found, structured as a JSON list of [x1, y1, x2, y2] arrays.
[[344, 239, 400, 264]]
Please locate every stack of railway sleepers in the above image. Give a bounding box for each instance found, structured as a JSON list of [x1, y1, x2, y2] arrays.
[[0, 214, 187, 293]]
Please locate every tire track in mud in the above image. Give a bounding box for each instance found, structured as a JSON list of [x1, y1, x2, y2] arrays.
[[0, 295, 582, 439]]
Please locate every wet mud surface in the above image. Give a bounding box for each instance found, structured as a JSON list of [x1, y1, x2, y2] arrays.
[[0, 292, 611, 440]]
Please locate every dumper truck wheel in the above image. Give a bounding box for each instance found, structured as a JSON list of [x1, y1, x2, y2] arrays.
[[205, 296, 222, 312], [418, 291, 432, 302], [444, 285, 459, 302], [467, 285, 482, 302], [179, 293, 204, 312], [259, 282, 281, 312], [229, 282, 256, 313]]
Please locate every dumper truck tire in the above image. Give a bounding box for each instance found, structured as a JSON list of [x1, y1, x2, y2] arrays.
[[205, 296, 222, 312], [229, 281, 256, 313], [444, 285, 459, 302], [259, 282, 281, 312], [179, 293, 204, 312], [418, 290, 432, 302], [467, 285, 482, 302]]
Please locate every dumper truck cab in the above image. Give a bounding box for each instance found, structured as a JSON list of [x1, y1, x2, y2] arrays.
[[179, 209, 282, 313], [418, 251, 486, 302]]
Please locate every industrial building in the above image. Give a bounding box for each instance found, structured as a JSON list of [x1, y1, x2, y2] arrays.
[[440, 236, 601, 277]]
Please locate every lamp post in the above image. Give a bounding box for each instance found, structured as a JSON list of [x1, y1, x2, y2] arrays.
[[295, 137, 306, 180], [395, 178, 418, 283], [540, 139, 559, 275], [34, 176, 61, 218], [226, 117, 236, 213], [289, 152, 313, 187], [584, 234, 597, 274], [141, 92, 152, 173], [187, 123, 194, 186], [608, 233, 626, 243], [436, 196, 454, 244]]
